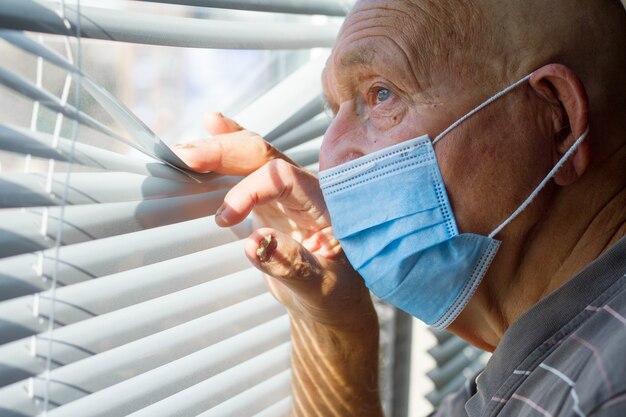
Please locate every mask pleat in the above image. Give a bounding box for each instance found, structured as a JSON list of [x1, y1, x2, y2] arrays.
[[341, 209, 449, 269]]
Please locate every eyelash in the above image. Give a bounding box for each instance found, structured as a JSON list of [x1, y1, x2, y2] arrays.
[[321, 84, 397, 118]]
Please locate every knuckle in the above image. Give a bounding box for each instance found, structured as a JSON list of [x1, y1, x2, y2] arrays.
[[245, 130, 273, 153], [264, 159, 296, 198], [246, 131, 276, 159], [288, 250, 322, 281], [266, 157, 289, 173]]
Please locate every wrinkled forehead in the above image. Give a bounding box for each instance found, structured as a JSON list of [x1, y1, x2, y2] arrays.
[[332, 0, 425, 66], [324, 0, 490, 89], [322, 1, 433, 92]]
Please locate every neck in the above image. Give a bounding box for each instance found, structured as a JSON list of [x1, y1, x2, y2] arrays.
[[451, 142, 626, 352]]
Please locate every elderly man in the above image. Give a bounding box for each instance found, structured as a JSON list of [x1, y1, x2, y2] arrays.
[[175, 0, 626, 415]]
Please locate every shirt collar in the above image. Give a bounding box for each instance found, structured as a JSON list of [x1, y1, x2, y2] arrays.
[[466, 236, 626, 416]]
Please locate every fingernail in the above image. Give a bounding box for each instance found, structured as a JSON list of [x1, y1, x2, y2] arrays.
[[215, 203, 225, 218], [215, 112, 224, 118], [256, 235, 277, 263], [173, 143, 195, 150]]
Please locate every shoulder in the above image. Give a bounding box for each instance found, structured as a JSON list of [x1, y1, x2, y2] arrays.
[[543, 280, 626, 416], [575, 281, 626, 403], [496, 278, 626, 417]]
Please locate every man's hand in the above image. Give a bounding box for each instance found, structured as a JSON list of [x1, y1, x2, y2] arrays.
[[174, 112, 374, 325], [174, 112, 383, 416]]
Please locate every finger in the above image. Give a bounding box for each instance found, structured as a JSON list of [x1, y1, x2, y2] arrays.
[[301, 226, 343, 259], [204, 112, 244, 135], [216, 159, 328, 228], [245, 228, 323, 284], [173, 131, 292, 175]]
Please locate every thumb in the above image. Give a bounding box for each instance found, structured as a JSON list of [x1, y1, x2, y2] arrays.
[[245, 228, 323, 284]]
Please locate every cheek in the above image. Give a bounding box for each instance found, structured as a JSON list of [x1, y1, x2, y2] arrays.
[[320, 106, 442, 169], [365, 107, 431, 152], [369, 103, 406, 133], [437, 111, 554, 235]]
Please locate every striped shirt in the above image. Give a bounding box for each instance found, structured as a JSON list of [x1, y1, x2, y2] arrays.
[[433, 237, 626, 417]]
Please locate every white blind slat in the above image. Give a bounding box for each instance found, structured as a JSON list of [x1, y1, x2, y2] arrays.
[[0, 267, 273, 394], [0, 67, 131, 145], [194, 370, 291, 417], [426, 347, 483, 388], [251, 397, 292, 417], [234, 56, 328, 136], [135, 0, 350, 16], [124, 343, 292, 417], [0, 216, 250, 299], [0, 124, 195, 182], [272, 113, 332, 152], [286, 148, 323, 168], [426, 359, 485, 407], [0, 0, 353, 415], [0, 172, 235, 208], [0, 295, 286, 412], [0, 190, 229, 258], [0, 292, 284, 391], [0, 30, 201, 173], [265, 95, 324, 142], [0, 0, 340, 49], [43, 323, 290, 417], [0, 29, 76, 72], [0, 239, 251, 344], [428, 334, 467, 365], [424, 329, 489, 408]]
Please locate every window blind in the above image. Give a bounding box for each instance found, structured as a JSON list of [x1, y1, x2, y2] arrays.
[[0, 1, 414, 416], [0, 1, 346, 416], [425, 329, 489, 408]]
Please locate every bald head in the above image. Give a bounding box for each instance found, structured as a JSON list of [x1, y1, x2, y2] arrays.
[[345, 0, 626, 81], [478, 0, 626, 112], [334, 0, 486, 88]]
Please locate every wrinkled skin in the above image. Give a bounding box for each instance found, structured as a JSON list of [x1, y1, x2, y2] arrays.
[[174, 112, 375, 329], [175, 0, 626, 415]]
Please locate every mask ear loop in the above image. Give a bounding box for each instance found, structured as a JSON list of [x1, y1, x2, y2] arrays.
[[433, 73, 533, 145], [488, 126, 590, 238]]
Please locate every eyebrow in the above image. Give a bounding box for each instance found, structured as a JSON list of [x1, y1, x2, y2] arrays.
[[321, 45, 380, 115]]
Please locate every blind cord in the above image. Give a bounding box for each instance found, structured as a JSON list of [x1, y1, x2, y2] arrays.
[[42, 0, 82, 414]]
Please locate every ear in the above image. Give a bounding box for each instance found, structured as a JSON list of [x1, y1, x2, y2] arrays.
[[529, 64, 591, 186]]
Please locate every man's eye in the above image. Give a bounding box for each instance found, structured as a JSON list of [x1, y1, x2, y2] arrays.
[[376, 88, 391, 104]]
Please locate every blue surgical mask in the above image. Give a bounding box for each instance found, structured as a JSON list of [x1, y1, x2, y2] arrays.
[[318, 73, 589, 329]]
